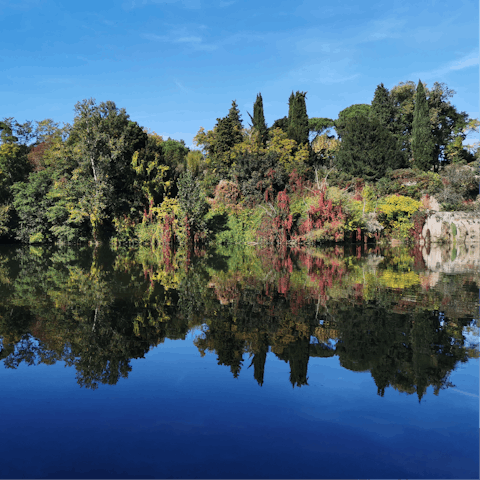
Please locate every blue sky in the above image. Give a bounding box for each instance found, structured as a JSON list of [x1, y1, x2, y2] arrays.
[[1, 0, 478, 148]]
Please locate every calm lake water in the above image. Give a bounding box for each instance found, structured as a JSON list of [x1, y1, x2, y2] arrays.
[[0, 243, 478, 479]]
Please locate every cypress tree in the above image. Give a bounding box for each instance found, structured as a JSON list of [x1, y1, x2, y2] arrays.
[[411, 80, 436, 171], [248, 93, 268, 146], [371, 83, 396, 131], [212, 100, 244, 175], [287, 91, 309, 146], [371, 83, 407, 169], [288, 91, 295, 122], [227, 100, 244, 145]]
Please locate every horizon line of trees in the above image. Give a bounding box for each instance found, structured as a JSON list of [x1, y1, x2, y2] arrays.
[[0, 79, 478, 244]]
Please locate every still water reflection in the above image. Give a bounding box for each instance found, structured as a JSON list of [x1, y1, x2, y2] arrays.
[[0, 244, 478, 478]]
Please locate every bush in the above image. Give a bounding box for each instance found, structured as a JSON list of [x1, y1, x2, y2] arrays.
[[437, 164, 478, 210], [377, 195, 421, 240]]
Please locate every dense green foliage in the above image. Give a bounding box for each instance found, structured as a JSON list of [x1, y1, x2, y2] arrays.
[[1, 78, 477, 246], [287, 91, 309, 146], [335, 115, 404, 180], [335, 104, 371, 139]]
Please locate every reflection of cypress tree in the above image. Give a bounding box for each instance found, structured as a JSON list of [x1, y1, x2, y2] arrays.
[[275, 332, 310, 387], [249, 333, 269, 386], [215, 329, 245, 378]]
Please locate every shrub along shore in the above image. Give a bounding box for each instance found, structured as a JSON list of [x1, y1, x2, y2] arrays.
[[0, 80, 478, 249]]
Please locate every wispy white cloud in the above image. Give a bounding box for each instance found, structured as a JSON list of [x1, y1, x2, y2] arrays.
[[412, 50, 479, 80], [124, 0, 200, 10], [287, 60, 360, 85], [176, 36, 202, 43], [142, 31, 217, 51], [359, 17, 406, 43], [174, 79, 192, 93], [38, 77, 75, 85], [449, 388, 479, 398], [449, 51, 479, 71]]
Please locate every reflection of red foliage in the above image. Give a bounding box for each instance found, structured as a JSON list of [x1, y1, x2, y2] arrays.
[[296, 250, 346, 304], [353, 283, 364, 302], [278, 274, 290, 297], [410, 246, 426, 270]]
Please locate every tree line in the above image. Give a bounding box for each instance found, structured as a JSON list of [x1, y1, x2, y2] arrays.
[[0, 80, 477, 245]]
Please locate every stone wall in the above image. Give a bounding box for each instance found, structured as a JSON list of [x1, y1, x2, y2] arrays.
[[421, 242, 479, 274], [421, 212, 480, 246]]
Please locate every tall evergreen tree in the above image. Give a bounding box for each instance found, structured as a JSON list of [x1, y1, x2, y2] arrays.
[[335, 115, 404, 181], [227, 100, 243, 143], [411, 80, 436, 171], [214, 100, 244, 159], [371, 83, 407, 169], [288, 92, 295, 122], [371, 83, 396, 131], [248, 93, 268, 146], [287, 91, 309, 146]]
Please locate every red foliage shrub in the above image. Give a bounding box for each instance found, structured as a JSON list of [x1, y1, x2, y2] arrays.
[[297, 191, 345, 242]]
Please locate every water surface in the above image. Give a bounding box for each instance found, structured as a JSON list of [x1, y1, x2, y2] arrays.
[[0, 244, 478, 479]]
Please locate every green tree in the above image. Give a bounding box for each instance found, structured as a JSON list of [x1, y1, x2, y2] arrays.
[[411, 80, 436, 171], [308, 117, 336, 142], [177, 170, 209, 242], [336, 115, 404, 180], [371, 83, 396, 131], [248, 93, 268, 146], [390, 80, 473, 168], [11, 169, 54, 243], [199, 100, 245, 179], [269, 116, 288, 133], [335, 104, 371, 139], [287, 91, 309, 146], [65, 99, 148, 241]]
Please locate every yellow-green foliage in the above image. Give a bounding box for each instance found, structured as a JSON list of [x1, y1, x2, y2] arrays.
[[0, 204, 10, 236], [361, 185, 377, 213], [377, 194, 421, 239], [230, 128, 266, 161], [267, 128, 309, 174], [211, 205, 264, 244], [289, 193, 317, 222], [29, 232, 45, 244], [343, 199, 364, 233], [311, 133, 340, 168], [135, 197, 180, 246], [379, 270, 420, 289]]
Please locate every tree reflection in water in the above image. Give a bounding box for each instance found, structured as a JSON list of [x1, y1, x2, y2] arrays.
[[0, 243, 477, 395]]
